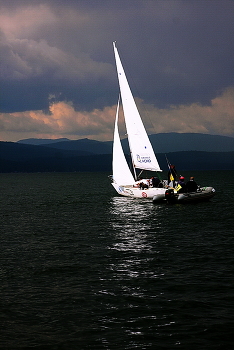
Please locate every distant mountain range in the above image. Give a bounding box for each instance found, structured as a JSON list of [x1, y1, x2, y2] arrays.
[[17, 133, 234, 152], [17, 138, 71, 145], [1, 133, 234, 172]]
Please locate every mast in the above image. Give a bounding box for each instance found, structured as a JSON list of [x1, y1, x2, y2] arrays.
[[112, 96, 135, 186], [113, 42, 162, 176], [113, 42, 136, 179]]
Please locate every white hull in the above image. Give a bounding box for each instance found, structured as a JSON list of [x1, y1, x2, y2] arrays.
[[112, 183, 166, 199], [153, 187, 216, 203]]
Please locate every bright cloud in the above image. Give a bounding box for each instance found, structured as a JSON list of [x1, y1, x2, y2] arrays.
[[140, 87, 234, 137], [0, 100, 116, 141], [0, 87, 233, 142], [0, 4, 113, 82], [0, 0, 233, 140], [0, 4, 57, 37], [1, 34, 113, 82], [150, 87, 234, 136]]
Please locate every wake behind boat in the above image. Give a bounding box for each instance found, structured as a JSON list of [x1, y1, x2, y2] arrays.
[[111, 42, 215, 203]]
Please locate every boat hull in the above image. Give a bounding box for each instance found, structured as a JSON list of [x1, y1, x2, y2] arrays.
[[112, 183, 166, 199], [153, 186, 216, 203], [177, 187, 216, 203]]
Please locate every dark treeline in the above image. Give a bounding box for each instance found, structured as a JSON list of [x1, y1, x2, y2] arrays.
[[0, 144, 233, 173]]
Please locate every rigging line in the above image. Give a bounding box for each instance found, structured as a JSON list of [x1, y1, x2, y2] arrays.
[[156, 171, 163, 181]]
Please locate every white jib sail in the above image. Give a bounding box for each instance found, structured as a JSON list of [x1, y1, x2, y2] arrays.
[[112, 98, 135, 186], [113, 42, 162, 172]]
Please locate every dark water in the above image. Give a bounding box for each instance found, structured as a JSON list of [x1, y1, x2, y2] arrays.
[[0, 171, 233, 350]]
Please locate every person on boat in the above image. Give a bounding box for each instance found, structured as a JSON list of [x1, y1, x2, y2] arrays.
[[135, 178, 149, 189], [151, 176, 160, 187], [140, 178, 149, 189], [176, 176, 186, 193], [186, 177, 198, 192], [140, 182, 149, 190], [167, 164, 177, 187]]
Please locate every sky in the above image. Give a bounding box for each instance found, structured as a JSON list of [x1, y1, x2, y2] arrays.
[[0, 0, 234, 142]]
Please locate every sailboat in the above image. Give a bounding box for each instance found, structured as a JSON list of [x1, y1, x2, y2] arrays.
[[111, 42, 215, 203], [111, 41, 166, 199]]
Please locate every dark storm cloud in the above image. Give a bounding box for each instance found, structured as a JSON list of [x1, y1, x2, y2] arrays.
[[0, 0, 234, 140]]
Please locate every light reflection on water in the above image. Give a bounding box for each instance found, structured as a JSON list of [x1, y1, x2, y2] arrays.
[[109, 196, 160, 252], [107, 196, 165, 286], [102, 196, 195, 349]]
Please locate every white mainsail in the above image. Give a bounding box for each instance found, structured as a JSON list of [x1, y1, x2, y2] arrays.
[[112, 98, 135, 186], [113, 42, 162, 175]]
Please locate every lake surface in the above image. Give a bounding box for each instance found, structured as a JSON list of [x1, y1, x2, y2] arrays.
[[0, 171, 233, 349]]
